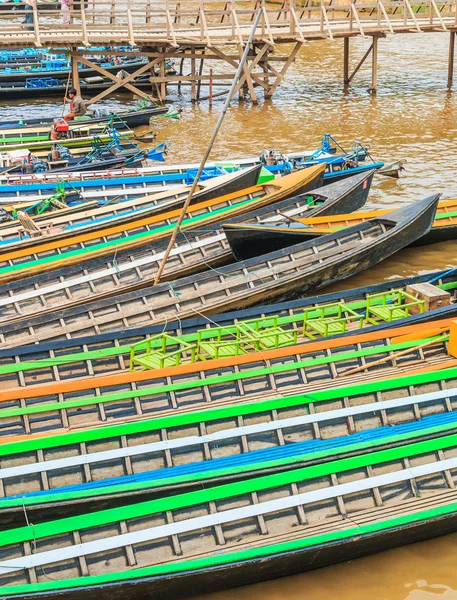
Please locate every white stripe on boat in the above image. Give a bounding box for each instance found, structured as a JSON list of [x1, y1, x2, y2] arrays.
[[0, 387, 453, 481]]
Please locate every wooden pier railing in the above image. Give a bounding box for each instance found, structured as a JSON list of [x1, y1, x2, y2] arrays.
[[0, 0, 455, 48]]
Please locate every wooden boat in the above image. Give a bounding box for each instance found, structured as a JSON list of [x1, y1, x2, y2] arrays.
[[0, 58, 148, 83], [0, 165, 326, 281], [1, 329, 457, 597], [0, 122, 135, 153], [0, 75, 155, 100], [0, 317, 453, 432], [222, 198, 457, 260], [0, 166, 261, 234], [0, 365, 456, 526], [0, 194, 438, 346], [2, 419, 457, 598], [0, 164, 232, 203], [0, 170, 371, 318], [0, 143, 376, 194], [2, 105, 173, 130], [1, 267, 457, 391]]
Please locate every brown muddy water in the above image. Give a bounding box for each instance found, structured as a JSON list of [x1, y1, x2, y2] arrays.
[[1, 31, 457, 599]]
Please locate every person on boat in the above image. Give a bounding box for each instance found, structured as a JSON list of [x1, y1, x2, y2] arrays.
[[265, 150, 277, 166], [64, 88, 87, 121], [22, 0, 35, 30], [60, 0, 70, 24]]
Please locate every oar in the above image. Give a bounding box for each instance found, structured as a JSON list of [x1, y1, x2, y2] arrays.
[[338, 333, 450, 378]]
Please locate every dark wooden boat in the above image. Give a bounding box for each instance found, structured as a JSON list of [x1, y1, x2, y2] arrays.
[[0, 194, 439, 347], [1, 328, 457, 598], [0, 59, 148, 83], [0, 105, 171, 130], [223, 197, 457, 259], [0, 365, 455, 525], [0, 170, 371, 322], [0, 75, 154, 100], [1, 267, 457, 391], [0, 165, 325, 282], [0, 317, 452, 435], [0, 167, 262, 240]]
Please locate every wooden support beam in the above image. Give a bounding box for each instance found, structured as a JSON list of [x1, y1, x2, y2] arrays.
[[73, 50, 290, 62], [76, 55, 160, 104], [197, 48, 205, 100], [232, 42, 270, 96], [160, 50, 166, 101], [238, 44, 258, 103], [71, 52, 81, 96], [347, 41, 373, 83], [210, 46, 270, 89], [369, 35, 378, 93], [448, 30, 455, 88], [265, 41, 302, 98], [191, 56, 196, 102], [32, 0, 42, 47], [343, 36, 349, 84]]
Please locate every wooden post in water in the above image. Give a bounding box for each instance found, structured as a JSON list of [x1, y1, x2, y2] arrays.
[[448, 30, 455, 89], [160, 49, 167, 101], [154, 10, 262, 286], [71, 50, 80, 96], [369, 35, 378, 93], [343, 36, 350, 85], [209, 68, 213, 105], [191, 55, 197, 101]]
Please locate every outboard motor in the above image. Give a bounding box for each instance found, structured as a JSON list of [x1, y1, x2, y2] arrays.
[[49, 118, 70, 141]]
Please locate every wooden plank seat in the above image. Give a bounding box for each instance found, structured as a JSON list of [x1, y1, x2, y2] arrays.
[[236, 318, 298, 349], [365, 290, 426, 324], [16, 210, 65, 240], [129, 333, 196, 371], [303, 301, 364, 339], [197, 339, 249, 360]]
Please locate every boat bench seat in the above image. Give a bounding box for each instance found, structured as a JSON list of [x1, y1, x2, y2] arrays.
[[129, 333, 197, 371], [198, 341, 248, 360], [236, 322, 298, 349], [365, 290, 426, 324], [132, 353, 186, 370], [302, 302, 364, 339], [366, 306, 411, 321]]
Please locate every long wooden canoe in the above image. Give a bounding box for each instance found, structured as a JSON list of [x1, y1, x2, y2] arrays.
[[2, 415, 457, 598], [0, 166, 262, 237], [0, 366, 456, 525], [0, 318, 453, 435], [1, 269, 457, 391], [0, 170, 373, 323], [223, 198, 457, 259], [0, 148, 332, 193], [0, 128, 136, 153], [0, 165, 326, 282], [0, 194, 438, 346], [0, 121, 132, 143]]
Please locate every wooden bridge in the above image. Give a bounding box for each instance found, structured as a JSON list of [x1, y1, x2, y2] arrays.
[[1, 0, 456, 103]]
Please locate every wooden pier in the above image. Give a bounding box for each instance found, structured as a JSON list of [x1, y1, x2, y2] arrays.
[[0, 0, 456, 102]]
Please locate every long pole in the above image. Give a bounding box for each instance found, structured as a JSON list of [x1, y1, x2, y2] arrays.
[[154, 9, 262, 285], [61, 68, 72, 117]]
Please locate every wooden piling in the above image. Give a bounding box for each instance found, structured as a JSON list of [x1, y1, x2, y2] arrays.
[[191, 55, 196, 101], [343, 36, 350, 85], [370, 35, 378, 93], [448, 30, 455, 88], [70, 51, 80, 96]]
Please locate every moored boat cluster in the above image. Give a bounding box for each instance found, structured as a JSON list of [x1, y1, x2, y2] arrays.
[[1, 84, 457, 599]]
